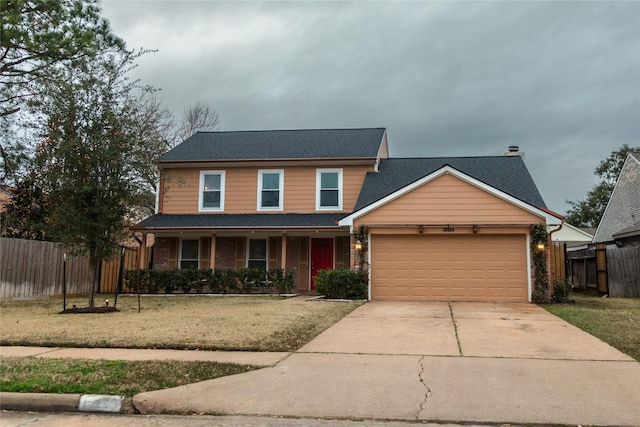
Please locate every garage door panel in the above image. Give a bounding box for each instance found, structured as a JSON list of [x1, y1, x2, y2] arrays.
[[371, 234, 528, 302]]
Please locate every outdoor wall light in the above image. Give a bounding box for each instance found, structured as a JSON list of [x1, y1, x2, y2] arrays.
[[536, 243, 546, 251], [355, 240, 362, 251]]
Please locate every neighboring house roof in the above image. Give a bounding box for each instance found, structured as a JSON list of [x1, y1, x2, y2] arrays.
[[133, 213, 345, 230], [159, 128, 386, 163], [550, 223, 593, 242], [593, 152, 640, 243], [354, 156, 547, 211], [612, 222, 640, 240]]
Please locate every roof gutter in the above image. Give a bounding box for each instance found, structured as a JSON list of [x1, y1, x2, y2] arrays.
[[129, 225, 346, 232]]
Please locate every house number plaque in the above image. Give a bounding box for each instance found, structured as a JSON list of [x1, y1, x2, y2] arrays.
[[443, 226, 455, 232]]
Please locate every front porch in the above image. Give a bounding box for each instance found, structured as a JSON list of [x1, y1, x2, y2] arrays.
[[140, 232, 353, 292]]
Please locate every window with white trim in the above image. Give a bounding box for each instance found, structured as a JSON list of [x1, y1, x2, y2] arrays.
[[199, 171, 225, 212], [247, 239, 267, 270], [316, 169, 343, 210], [180, 239, 199, 269], [258, 170, 283, 211]]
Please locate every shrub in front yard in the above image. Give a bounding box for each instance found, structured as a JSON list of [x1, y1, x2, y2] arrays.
[[124, 268, 294, 294], [314, 269, 367, 300], [553, 279, 572, 302]]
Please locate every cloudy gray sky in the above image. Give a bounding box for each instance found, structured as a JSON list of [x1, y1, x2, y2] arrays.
[[101, 1, 640, 214]]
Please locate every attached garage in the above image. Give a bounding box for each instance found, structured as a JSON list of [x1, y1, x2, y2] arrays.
[[370, 233, 528, 301], [338, 163, 563, 302]]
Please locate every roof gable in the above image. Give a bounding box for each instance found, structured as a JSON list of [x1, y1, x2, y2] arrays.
[[353, 156, 547, 211], [159, 128, 386, 163], [339, 165, 561, 228], [551, 223, 594, 242], [593, 152, 640, 243]]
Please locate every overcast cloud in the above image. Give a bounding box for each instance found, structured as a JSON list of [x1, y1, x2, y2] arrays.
[[101, 1, 640, 214]]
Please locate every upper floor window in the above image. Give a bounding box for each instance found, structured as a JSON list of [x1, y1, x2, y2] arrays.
[[316, 169, 343, 210], [258, 170, 283, 211], [199, 171, 225, 212]]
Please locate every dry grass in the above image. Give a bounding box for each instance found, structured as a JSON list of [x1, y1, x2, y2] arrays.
[[0, 295, 360, 351]]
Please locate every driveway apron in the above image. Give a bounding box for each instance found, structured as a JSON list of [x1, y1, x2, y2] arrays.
[[134, 301, 640, 426]]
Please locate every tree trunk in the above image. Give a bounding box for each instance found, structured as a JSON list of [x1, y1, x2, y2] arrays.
[[89, 256, 101, 309]]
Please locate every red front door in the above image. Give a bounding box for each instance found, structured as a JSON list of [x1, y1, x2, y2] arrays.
[[310, 238, 334, 290]]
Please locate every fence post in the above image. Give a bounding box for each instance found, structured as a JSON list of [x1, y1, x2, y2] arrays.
[[596, 243, 608, 294]]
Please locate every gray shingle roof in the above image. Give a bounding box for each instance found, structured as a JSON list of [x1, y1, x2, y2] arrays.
[[134, 213, 345, 230], [354, 156, 547, 211], [593, 153, 640, 243], [159, 128, 386, 162]]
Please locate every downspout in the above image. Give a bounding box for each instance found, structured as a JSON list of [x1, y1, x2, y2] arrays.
[[547, 222, 564, 292]]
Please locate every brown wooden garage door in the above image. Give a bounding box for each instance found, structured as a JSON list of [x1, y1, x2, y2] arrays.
[[371, 234, 528, 301]]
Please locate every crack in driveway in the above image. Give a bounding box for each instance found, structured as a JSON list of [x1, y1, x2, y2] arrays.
[[417, 355, 433, 419]]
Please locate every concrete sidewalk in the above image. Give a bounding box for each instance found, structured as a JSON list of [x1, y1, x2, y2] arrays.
[[0, 346, 289, 366]]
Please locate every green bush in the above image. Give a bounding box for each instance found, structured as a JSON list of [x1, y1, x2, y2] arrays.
[[314, 269, 367, 300], [269, 268, 295, 293], [124, 268, 295, 294], [553, 280, 571, 302]]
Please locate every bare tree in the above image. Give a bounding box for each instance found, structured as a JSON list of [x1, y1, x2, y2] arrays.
[[175, 102, 220, 142]]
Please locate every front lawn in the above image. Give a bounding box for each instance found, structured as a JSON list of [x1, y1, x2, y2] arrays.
[[0, 295, 358, 396], [0, 357, 256, 397], [0, 295, 359, 352], [543, 293, 640, 361]]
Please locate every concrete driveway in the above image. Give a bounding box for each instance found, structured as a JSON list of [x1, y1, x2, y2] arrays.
[[134, 301, 640, 426], [300, 301, 632, 360]]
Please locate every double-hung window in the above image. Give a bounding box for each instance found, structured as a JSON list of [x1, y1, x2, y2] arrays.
[[180, 239, 199, 269], [248, 239, 267, 270], [316, 169, 343, 210], [258, 170, 283, 211], [199, 171, 225, 212]]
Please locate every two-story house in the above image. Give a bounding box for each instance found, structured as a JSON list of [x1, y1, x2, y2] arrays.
[[132, 128, 562, 302]]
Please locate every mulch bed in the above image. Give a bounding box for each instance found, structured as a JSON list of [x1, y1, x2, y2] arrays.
[[59, 306, 120, 314]]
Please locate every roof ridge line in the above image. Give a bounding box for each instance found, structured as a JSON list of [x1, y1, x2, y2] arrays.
[[195, 127, 386, 134]]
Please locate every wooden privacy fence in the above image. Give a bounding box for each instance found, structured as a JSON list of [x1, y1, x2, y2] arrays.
[[567, 242, 639, 297], [99, 247, 139, 293], [551, 242, 566, 284], [566, 246, 598, 291], [0, 237, 140, 300], [606, 244, 640, 297]]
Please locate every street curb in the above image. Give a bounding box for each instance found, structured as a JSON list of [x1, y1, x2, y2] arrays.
[[0, 392, 135, 414]]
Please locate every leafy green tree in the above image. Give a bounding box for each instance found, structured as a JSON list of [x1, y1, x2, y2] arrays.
[[0, 0, 124, 184], [566, 144, 639, 228], [31, 49, 165, 308]]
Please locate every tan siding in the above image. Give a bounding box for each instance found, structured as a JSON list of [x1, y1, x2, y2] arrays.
[[161, 169, 200, 214], [161, 164, 374, 214], [355, 174, 542, 227], [378, 132, 389, 159], [342, 166, 371, 212]]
